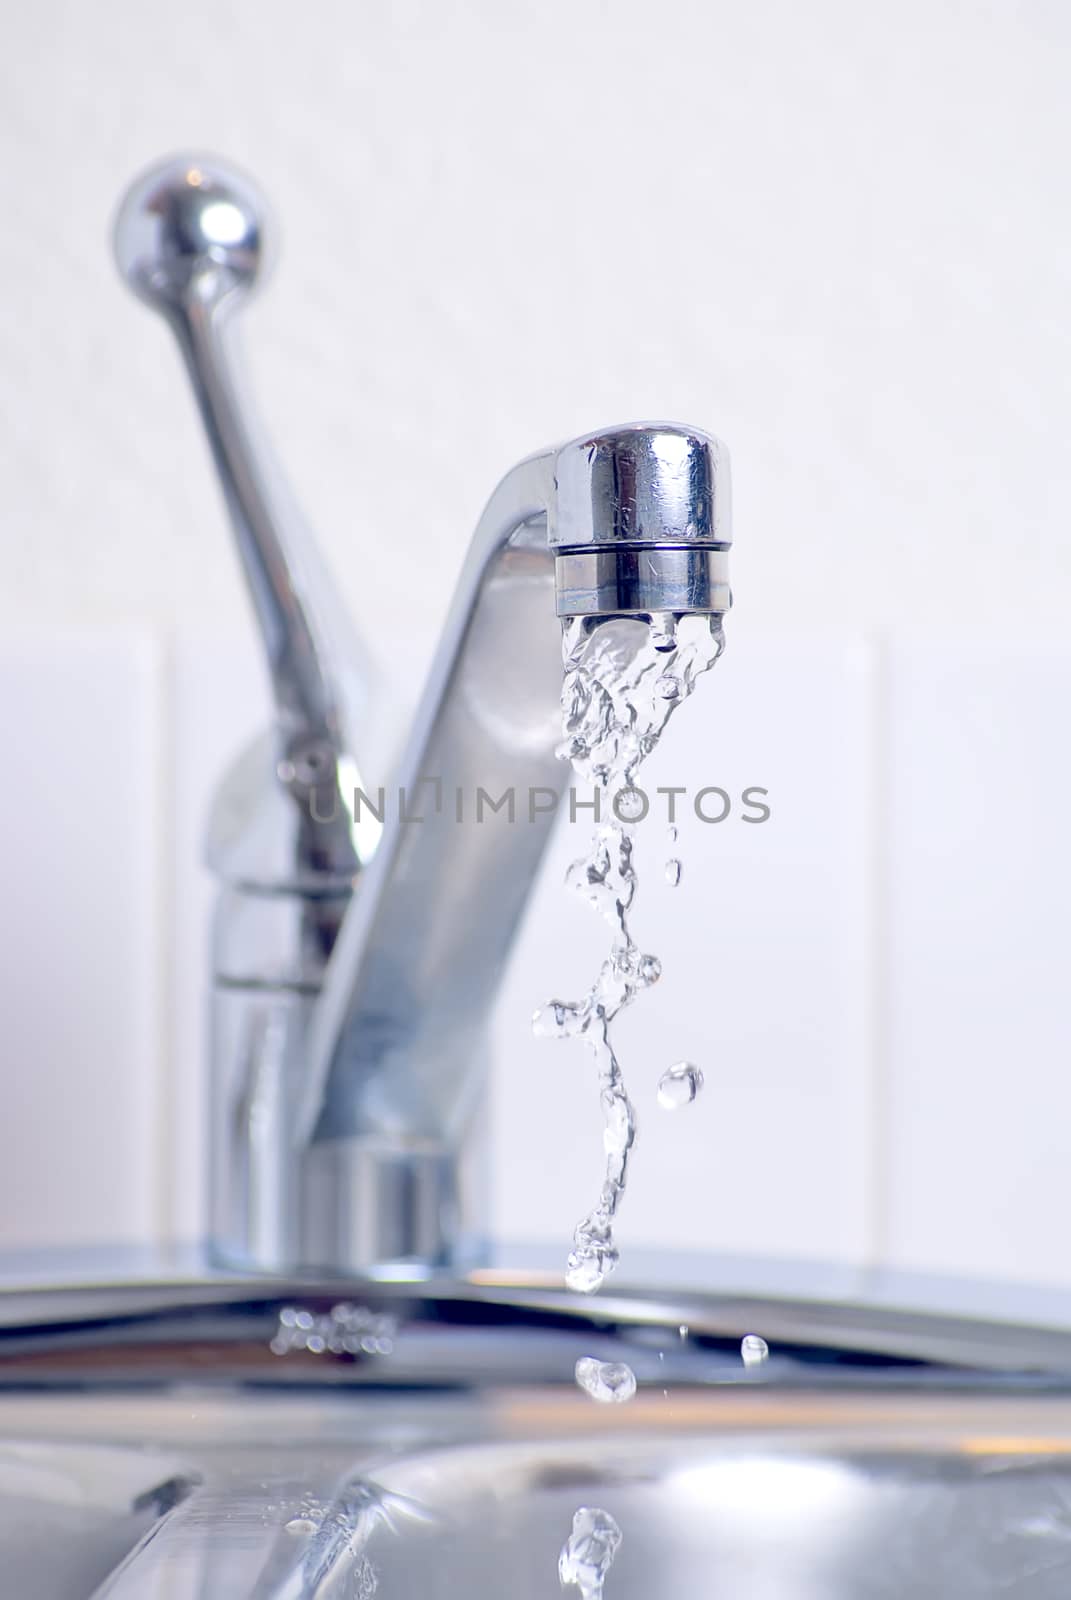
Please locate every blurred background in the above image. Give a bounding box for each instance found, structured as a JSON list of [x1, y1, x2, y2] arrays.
[[1, 1, 1069, 1288]]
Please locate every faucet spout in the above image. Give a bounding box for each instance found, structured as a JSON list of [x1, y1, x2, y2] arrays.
[[297, 448, 562, 1267], [298, 425, 731, 1272]]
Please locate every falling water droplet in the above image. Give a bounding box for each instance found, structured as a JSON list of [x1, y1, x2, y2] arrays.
[[614, 786, 646, 823], [657, 1062, 704, 1109], [667, 824, 678, 845], [679, 1323, 689, 1341], [741, 1333, 769, 1368], [565, 1234, 618, 1294], [575, 1357, 637, 1404], [559, 1507, 623, 1599], [664, 858, 682, 887]]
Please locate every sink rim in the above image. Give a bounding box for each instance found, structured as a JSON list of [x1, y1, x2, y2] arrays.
[[3, 1245, 1071, 1392]]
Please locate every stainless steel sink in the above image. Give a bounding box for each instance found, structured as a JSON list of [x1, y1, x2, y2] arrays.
[[7, 1255, 1071, 1596], [0, 1438, 195, 1598], [10, 1389, 1071, 1598]]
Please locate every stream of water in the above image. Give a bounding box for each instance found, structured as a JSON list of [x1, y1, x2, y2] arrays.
[[534, 611, 725, 1298]]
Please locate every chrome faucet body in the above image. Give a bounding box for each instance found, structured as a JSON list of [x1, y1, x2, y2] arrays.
[[115, 155, 732, 1276]]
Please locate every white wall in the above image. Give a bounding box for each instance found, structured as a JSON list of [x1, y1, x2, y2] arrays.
[[1, 0, 1070, 1286]]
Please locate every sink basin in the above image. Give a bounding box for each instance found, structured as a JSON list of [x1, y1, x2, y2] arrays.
[[10, 1389, 1071, 1599], [6, 1256, 1071, 1596], [367, 1403, 1071, 1600]]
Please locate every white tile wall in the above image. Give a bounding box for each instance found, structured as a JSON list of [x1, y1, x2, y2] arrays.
[[1, 0, 1068, 1289], [883, 636, 1071, 1287], [2, 622, 1068, 1289], [0, 633, 163, 1249]]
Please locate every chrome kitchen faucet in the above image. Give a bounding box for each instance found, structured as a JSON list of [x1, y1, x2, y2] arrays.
[[114, 154, 732, 1276]]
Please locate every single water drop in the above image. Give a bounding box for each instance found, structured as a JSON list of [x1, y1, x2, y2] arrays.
[[575, 1357, 637, 1404], [667, 823, 678, 845], [566, 1260, 604, 1293], [657, 1061, 704, 1109], [665, 857, 682, 887], [559, 1507, 623, 1600], [741, 1333, 769, 1368], [679, 1323, 689, 1340], [565, 1224, 619, 1293], [637, 953, 661, 986], [614, 786, 647, 823], [655, 674, 681, 700], [285, 1516, 319, 1535]]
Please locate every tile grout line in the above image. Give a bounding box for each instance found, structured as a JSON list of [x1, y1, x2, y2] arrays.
[[863, 631, 892, 1275], [152, 631, 178, 1248]]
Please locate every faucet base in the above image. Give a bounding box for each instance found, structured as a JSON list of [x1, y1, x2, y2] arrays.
[[299, 1136, 462, 1275]]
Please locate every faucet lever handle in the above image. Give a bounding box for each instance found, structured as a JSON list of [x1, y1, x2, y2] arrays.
[[114, 154, 373, 885]]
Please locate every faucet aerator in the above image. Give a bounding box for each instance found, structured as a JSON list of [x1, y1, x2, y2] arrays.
[[550, 424, 731, 619]]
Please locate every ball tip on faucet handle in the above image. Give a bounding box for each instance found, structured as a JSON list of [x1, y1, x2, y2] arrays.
[[113, 152, 271, 316]]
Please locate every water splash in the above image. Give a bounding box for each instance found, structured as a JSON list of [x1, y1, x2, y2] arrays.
[[741, 1333, 769, 1367], [558, 1507, 623, 1600], [352, 1556, 378, 1598], [284, 1476, 433, 1598], [535, 613, 725, 1292], [286, 1516, 319, 1536], [574, 1357, 637, 1404], [657, 1062, 704, 1109]]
